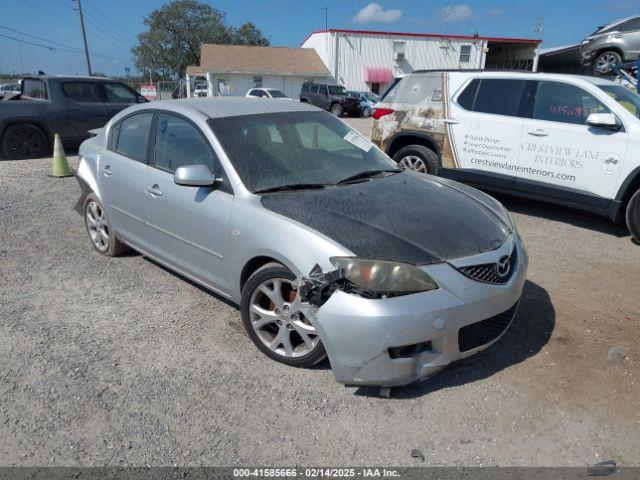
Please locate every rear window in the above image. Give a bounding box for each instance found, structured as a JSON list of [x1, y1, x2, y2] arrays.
[[62, 82, 102, 102], [21, 79, 48, 100], [380, 73, 442, 105], [456, 79, 480, 110], [110, 112, 153, 162]]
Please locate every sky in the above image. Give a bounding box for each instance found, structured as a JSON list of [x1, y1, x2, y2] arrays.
[[0, 0, 638, 77]]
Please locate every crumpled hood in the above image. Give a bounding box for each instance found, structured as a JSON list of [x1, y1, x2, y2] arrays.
[[260, 171, 512, 265]]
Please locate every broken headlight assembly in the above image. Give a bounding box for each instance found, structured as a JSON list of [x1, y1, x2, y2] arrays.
[[330, 257, 438, 295]]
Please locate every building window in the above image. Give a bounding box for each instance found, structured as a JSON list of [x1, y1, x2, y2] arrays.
[[253, 76, 263, 88], [460, 45, 472, 63]]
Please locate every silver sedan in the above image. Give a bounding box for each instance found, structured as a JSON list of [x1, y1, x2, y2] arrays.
[[76, 98, 528, 387]]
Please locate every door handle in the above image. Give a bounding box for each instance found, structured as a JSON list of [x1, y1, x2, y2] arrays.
[[442, 118, 459, 124], [528, 129, 548, 137], [145, 184, 163, 197], [101, 165, 112, 176]]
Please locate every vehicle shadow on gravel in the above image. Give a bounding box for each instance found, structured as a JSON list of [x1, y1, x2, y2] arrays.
[[356, 280, 555, 399], [497, 194, 630, 238]]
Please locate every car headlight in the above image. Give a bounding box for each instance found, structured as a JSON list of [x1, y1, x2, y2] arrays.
[[330, 257, 438, 294]]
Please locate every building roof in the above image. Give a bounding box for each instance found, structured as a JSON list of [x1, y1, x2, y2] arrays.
[[147, 97, 322, 119], [301, 29, 541, 46], [186, 44, 331, 77]]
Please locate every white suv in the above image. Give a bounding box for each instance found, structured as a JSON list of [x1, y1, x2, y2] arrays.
[[371, 71, 640, 241]]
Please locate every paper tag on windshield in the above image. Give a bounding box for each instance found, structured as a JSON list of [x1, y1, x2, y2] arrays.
[[344, 130, 373, 152]]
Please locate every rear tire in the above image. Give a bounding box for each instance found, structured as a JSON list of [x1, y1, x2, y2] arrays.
[[83, 193, 128, 256], [362, 108, 371, 118], [241, 263, 326, 368], [626, 189, 640, 243], [1, 123, 49, 160], [330, 103, 343, 117], [393, 144, 439, 175]]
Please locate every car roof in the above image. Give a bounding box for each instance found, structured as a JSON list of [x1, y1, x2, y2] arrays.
[[440, 70, 624, 87], [147, 97, 321, 118]]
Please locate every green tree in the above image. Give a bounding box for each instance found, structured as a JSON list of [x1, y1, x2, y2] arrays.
[[132, 0, 269, 80]]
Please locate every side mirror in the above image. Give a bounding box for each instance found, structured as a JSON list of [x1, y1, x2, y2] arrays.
[[586, 112, 619, 130], [174, 164, 216, 187]]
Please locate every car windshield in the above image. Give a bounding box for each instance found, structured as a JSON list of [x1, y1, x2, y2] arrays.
[[599, 85, 640, 118], [208, 111, 396, 193], [363, 93, 381, 102], [268, 90, 287, 98], [328, 86, 346, 95]]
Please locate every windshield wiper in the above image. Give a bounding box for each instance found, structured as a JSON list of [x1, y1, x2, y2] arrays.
[[335, 169, 401, 185], [254, 183, 329, 194]]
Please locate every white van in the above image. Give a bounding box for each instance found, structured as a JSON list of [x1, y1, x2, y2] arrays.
[[371, 71, 640, 241]]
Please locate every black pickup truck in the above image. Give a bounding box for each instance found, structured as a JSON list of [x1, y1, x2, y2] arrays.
[[0, 75, 146, 159], [299, 82, 360, 117]]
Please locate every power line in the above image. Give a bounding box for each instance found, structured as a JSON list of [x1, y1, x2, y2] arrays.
[[0, 24, 80, 51], [23, 0, 80, 28], [84, 0, 137, 41]]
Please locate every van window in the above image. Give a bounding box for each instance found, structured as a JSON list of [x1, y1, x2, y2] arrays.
[[532, 81, 611, 125], [473, 79, 527, 117], [456, 79, 480, 110], [111, 112, 154, 162]]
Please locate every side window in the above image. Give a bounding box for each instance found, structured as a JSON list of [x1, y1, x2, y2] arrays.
[[62, 82, 102, 102], [619, 18, 640, 32], [111, 112, 153, 162], [253, 76, 263, 88], [104, 83, 138, 103], [154, 113, 216, 172], [108, 122, 121, 150], [459, 45, 472, 63], [311, 85, 319, 94], [532, 81, 611, 125], [456, 79, 480, 110], [21, 79, 48, 100], [473, 79, 527, 117], [302, 83, 310, 93], [320, 86, 329, 96]]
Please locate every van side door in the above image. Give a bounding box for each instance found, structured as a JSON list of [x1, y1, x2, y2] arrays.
[[446, 78, 528, 191], [516, 80, 628, 207]]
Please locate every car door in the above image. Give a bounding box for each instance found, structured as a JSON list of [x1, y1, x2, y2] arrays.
[[143, 112, 234, 293], [447, 77, 528, 190], [318, 85, 331, 110], [619, 17, 640, 59], [60, 81, 111, 137], [99, 111, 155, 250], [516, 80, 628, 206], [102, 82, 144, 117]]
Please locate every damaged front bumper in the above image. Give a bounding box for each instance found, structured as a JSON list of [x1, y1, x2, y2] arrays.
[[309, 235, 528, 387]]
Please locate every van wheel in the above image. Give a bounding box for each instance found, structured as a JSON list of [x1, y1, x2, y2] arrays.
[[594, 50, 622, 75], [330, 103, 343, 116], [241, 263, 326, 368], [626, 189, 640, 242], [393, 145, 439, 175], [1, 123, 49, 160], [84, 193, 128, 256]]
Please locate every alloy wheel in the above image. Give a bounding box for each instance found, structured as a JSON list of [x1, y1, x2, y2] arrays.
[[249, 278, 319, 358], [398, 155, 427, 173], [596, 53, 618, 73], [7, 126, 46, 159], [85, 201, 110, 252]]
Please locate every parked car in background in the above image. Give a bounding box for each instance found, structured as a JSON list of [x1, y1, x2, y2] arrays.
[[581, 15, 640, 73], [194, 83, 208, 97], [0, 75, 146, 159], [372, 70, 640, 241], [245, 88, 293, 100], [299, 82, 360, 117], [0, 83, 21, 100], [358, 91, 381, 117], [75, 97, 527, 387]]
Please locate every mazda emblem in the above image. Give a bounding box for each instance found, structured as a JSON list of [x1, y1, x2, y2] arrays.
[[496, 255, 511, 278]]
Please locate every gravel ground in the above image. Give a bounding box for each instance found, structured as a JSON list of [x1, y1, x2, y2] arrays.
[[1, 118, 639, 466]]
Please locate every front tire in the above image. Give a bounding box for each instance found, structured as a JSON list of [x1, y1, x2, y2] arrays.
[[626, 189, 640, 243], [83, 193, 128, 256], [241, 263, 326, 367], [330, 103, 343, 117], [393, 144, 439, 175], [362, 108, 371, 118], [594, 50, 622, 75], [1, 123, 49, 160]]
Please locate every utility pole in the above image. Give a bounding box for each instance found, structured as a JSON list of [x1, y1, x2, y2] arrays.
[[76, 0, 92, 76], [18, 42, 23, 76]]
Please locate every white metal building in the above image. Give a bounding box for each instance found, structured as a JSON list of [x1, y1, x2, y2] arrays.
[[186, 44, 331, 98], [301, 29, 542, 94]]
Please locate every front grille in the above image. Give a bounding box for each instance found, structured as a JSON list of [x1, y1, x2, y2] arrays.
[[457, 246, 517, 284], [458, 301, 519, 352]]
